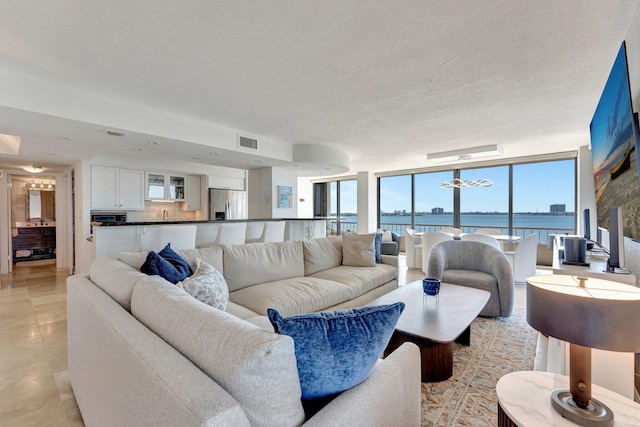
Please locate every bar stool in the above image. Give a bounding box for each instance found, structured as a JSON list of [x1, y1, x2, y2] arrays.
[[256, 221, 286, 242], [214, 223, 247, 245], [155, 225, 197, 251]]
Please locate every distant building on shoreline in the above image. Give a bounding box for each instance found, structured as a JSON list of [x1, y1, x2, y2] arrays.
[[550, 204, 566, 214]]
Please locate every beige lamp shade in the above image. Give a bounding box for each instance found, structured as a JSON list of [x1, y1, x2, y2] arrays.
[[527, 275, 640, 352]]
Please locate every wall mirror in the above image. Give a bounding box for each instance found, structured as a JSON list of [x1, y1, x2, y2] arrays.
[[25, 189, 55, 220]]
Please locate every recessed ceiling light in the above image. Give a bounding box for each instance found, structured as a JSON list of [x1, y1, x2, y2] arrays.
[[132, 148, 144, 152], [192, 157, 201, 161], [46, 153, 57, 156], [147, 141, 160, 145], [57, 136, 74, 141], [255, 160, 263, 163], [104, 129, 127, 137], [209, 152, 220, 156]]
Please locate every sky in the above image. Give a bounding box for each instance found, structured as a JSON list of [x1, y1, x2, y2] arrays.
[[333, 159, 576, 214]]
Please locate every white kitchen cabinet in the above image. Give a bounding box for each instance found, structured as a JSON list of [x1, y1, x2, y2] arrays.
[[146, 173, 186, 201], [91, 166, 145, 210], [207, 175, 245, 190], [182, 175, 202, 211]]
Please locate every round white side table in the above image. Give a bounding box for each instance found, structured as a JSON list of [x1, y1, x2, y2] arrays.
[[496, 371, 640, 426]]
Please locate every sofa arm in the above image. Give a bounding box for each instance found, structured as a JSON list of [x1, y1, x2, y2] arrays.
[[302, 342, 421, 427], [381, 254, 398, 268]]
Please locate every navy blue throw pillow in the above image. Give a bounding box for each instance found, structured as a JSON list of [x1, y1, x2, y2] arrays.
[[267, 302, 405, 400], [140, 251, 184, 284], [158, 243, 192, 277], [374, 232, 382, 263]]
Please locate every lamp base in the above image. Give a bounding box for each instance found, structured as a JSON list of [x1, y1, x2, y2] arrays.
[[550, 389, 613, 427]]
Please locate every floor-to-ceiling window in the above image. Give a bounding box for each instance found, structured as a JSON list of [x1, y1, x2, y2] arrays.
[[459, 166, 509, 233], [375, 157, 576, 239], [414, 171, 454, 232], [322, 179, 358, 235], [512, 159, 575, 245], [379, 174, 412, 234], [338, 179, 358, 233]]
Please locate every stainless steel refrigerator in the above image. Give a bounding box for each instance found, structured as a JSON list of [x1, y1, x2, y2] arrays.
[[208, 189, 248, 220]]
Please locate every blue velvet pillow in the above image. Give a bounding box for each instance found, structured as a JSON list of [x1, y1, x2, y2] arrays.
[[158, 243, 192, 277], [140, 247, 191, 284], [374, 232, 382, 263], [267, 302, 405, 400]]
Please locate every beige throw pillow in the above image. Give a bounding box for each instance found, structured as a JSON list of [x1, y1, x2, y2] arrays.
[[382, 230, 393, 242], [342, 234, 376, 267]]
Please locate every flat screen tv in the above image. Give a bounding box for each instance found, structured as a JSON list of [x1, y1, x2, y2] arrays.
[[590, 41, 640, 243]]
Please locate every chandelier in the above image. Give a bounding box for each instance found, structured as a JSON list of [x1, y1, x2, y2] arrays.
[[440, 178, 493, 189]]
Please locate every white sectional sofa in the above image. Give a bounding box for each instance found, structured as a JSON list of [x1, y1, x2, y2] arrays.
[[67, 236, 421, 426]]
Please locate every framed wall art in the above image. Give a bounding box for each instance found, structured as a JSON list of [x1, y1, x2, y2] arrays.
[[278, 185, 293, 208]]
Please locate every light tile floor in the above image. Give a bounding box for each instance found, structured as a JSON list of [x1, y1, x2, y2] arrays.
[[0, 260, 83, 427], [0, 255, 534, 426]]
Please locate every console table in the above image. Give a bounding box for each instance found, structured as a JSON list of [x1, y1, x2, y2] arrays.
[[496, 371, 640, 426], [551, 236, 636, 285]]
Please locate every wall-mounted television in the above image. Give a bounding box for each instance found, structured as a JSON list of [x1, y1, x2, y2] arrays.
[[590, 41, 640, 243]]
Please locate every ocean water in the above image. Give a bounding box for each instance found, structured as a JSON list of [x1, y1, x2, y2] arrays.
[[334, 213, 576, 242]]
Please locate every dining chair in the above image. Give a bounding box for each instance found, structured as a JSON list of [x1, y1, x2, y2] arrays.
[[404, 228, 423, 270], [461, 233, 501, 250], [504, 234, 539, 284], [421, 231, 454, 274]]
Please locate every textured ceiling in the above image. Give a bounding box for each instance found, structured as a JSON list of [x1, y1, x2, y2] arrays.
[[0, 1, 637, 176]]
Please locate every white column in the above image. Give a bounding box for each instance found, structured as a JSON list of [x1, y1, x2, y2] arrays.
[[357, 171, 377, 234]]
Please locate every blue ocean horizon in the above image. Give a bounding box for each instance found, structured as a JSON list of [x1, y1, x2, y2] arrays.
[[335, 213, 576, 242]]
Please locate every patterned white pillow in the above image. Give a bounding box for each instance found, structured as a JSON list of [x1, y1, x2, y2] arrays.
[[177, 258, 229, 310]]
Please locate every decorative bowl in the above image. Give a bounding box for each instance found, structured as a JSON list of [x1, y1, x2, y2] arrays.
[[422, 278, 441, 296]]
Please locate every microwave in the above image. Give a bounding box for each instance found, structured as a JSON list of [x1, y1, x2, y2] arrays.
[[91, 212, 127, 223]]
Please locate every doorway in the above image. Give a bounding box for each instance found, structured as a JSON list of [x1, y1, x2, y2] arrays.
[[9, 175, 57, 266]]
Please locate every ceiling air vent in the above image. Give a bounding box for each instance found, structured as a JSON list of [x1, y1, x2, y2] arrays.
[[104, 129, 127, 137], [238, 135, 258, 150]]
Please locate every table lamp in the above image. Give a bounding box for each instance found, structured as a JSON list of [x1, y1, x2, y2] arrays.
[[527, 274, 640, 427]]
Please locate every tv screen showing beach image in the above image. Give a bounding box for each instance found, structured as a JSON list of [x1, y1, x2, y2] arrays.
[[590, 42, 640, 241]]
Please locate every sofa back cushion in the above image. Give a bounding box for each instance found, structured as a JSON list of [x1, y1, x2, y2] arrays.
[[303, 236, 343, 276], [131, 279, 305, 427], [177, 246, 224, 274], [223, 240, 305, 292], [90, 257, 146, 311]]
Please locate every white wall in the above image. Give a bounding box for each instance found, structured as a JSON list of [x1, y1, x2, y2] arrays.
[[271, 167, 298, 218], [297, 177, 314, 218]]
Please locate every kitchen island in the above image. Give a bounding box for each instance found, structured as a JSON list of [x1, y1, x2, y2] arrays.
[[89, 218, 332, 261]]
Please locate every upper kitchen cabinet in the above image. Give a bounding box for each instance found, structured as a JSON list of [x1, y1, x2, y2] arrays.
[[182, 175, 202, 211], [91, 166, 145, 210], [146, 172, 186, 201], [207, 175, 245, 191]]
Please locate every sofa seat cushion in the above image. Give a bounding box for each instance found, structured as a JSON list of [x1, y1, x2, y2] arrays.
[[131, 279, 305, 427], [224, 240, 305, 292], [309, 264, 397, 299], [229, 277, 354, 317], [90, 257, 146, 311], [225, 301, 261, 320]]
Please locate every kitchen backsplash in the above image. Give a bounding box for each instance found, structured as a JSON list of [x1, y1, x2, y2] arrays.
[[126, 202, 198, 222]]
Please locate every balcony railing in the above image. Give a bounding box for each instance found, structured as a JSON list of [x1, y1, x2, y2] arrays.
[[330, 220, 574, 245]]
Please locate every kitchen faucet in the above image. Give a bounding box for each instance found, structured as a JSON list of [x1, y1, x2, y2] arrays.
[[163, 209, 168, 221]]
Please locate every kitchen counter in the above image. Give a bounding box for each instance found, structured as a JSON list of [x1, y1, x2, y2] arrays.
[[85, 218, 331, 271], [91, 218, 335, 227]]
